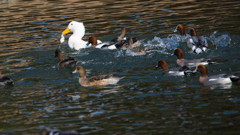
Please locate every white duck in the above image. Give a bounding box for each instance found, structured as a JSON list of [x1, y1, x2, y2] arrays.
[[60, 21, 101, 50]]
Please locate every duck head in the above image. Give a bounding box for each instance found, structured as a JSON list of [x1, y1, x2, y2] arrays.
[[195, 64, 208, 77], [173, 48, 184, 60], [54, 49, 64, 61], [72, 66, 87, 78], [86, 36, 98, 47], [190, 28, 197, 36], [156, 60, 168, 70], [174, 24, 186, 36], [62, 21, 85, 38]]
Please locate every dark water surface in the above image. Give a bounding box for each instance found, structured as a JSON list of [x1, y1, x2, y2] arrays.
[[1, 0, 240, 134]]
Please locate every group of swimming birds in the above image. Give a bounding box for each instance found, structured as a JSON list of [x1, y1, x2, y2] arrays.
[[1, 21, 240, 89], [0, 20, 238, 134], [57, 21, 240, 87]]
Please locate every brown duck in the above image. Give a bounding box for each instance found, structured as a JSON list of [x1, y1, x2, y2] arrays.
[[173, 48, 217, 68], [54, 49, 76, 67], [72, 66, 123, 87]]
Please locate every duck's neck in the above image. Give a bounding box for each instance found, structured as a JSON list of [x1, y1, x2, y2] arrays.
[[119, 34, 124, 40], [91, 40, 97, 46], [180, 29, 186, 36], [177, 59, 186, 67], [177, 53, 184, 60], [128, 39, 133, 49], [161, 64, 168, 71], [191, 30, 197, 36], [57, 55, 64, 61], [72, 26, 85, 39], [79, 74, 87, 79], [73, 32, 85, 39], [118, 29, 126, 41], [200, 71, 208, 77], [79, 75, 88, 86]]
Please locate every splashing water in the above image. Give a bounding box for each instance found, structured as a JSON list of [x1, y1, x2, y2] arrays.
[[125, 49, 140, 56], [115, 50, 124, 57], [144, 36, 179, 50], [207, 31, 231, 47], [167, 34, 190, 42]]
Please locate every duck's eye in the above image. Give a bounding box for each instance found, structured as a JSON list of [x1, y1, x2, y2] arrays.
[[71, 23, 73, 25]]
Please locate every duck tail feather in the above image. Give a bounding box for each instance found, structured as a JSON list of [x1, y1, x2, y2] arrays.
[[230, 76, 240, 82]]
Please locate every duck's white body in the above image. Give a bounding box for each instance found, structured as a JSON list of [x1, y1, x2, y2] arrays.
[[60, 21, 101, 50], [95, 42, 117, 50]]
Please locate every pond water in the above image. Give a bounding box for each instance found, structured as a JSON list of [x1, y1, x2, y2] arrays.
[[1, 0, 240, 134]]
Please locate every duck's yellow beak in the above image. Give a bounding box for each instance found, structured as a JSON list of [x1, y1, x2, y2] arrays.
[[62, 27, 71, 35]]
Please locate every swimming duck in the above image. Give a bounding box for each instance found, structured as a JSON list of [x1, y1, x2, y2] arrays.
[[126, 37, 144, 48], [156, 60, 192, 76], [125, 38, 150, 56], [41, 128, 80, 135], [86, 36, 142, 51], [87, 27, 128, 49], [86, 36, 118, 49], [0, 70, 14, 85], [60, 21, 101, 50], [55, 49, 76, 67], [109, 27, 127, 42], [174, 24, 186, 36], [194, 64, 240, 86], [173, 48, 217, 68], [186, 28, 208, 54], [72, 66, 123, 87]]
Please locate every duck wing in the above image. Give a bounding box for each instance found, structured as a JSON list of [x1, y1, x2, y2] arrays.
[[178, 65, 190, 71], [110, 37, 118, 42], [223, 71, 240, 82], [131, 37, 138, 43], [188, 36, 208, 54], [191, 36, 198, 44], [163, 68, 185, 76], [191, 36, 207, 47], [202, 56, 218, 61], [115, 40, 128, 49], [88, 73, 115, 82], [59, 57, 76, 66], [196, 36, 208, 47]]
